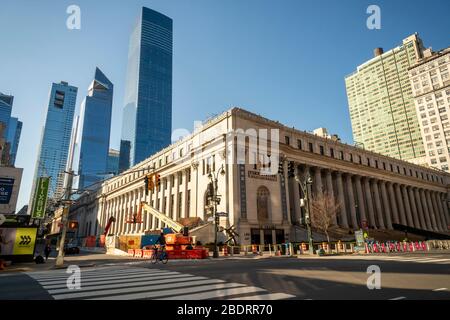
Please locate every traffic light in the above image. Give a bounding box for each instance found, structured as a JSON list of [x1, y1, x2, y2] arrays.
[[278, 160, 284, 175], [288, 161, 295, 178], [155, 174, 161, 188], [68, 221, 78, 230]]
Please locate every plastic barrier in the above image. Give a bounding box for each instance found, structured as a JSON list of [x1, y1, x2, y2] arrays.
[[252, 245, 258, 254], [134, 249, 143, 258], [128, 249, 135, 257], [223, 246, 229, 256]]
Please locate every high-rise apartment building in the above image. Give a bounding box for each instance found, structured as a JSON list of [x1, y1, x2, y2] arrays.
[[31, 81, 78, 200], [120, 7, 173, 168], [409, 47, 450, 171], [77, 68, 113, 189], [345, 33, 427, 164]]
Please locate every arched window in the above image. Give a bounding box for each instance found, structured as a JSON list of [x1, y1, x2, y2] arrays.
[[257, 186, 270, 222]]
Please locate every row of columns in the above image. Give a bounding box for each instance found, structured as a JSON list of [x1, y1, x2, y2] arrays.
[[99, 169, 192, 236], [291, 164, 449, 233]]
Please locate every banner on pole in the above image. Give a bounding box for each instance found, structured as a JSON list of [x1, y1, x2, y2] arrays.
[[31, 177, 50, 219]]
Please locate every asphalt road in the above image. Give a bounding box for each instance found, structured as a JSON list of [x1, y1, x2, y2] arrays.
[[1, 252, 449, 300]]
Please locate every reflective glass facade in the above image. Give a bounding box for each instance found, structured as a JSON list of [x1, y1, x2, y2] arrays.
[[0, 93, 13, 139], [121, 7, 172, 167], [6, 117, 22, 166], [77, 68, 113, 190], [32, 81, 78, 199], [107, 148, 120, 175]]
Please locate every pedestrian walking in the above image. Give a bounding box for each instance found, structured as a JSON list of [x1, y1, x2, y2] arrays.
[[44, 244, 52, 261]]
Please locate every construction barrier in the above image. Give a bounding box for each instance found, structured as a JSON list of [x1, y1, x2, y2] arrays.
[[222, 246, 229, 256], [127, 249, 135, 257]]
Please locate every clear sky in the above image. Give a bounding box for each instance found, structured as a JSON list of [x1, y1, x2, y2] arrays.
[[1, 0, 449, 210]]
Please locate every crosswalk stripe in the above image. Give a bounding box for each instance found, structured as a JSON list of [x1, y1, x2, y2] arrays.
[[29, 268, 165, 280], [228, 293, 295, 300], [48, 276, 207, 295], [389, 296, 406, 300], [415, 259, 450, 263], [42, 273, 196, 290], [38, 271, 177, 285], [90, 282, 246, 300], [157, 286, 266, 300], [53, 279, 226, 300], [31, 270, 172, 282], [432, 288, 448, 292]]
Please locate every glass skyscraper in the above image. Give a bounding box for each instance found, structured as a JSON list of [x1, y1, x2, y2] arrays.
[[77, 68, 113, 190], [0, 92, 13, 139], [120, 7, 173, 168], [31, 81, 78, 200], [6, 117, 22, 166], [107, 148, 120, 175]]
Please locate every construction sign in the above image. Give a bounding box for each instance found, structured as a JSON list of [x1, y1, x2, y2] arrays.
[[31, 177, 50, 219], [0, 227, 37, 256]]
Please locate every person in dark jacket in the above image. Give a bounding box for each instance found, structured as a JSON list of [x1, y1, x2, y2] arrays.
[[44, 244, 52, 261]]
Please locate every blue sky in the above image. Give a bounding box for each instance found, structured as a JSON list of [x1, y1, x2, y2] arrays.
[[1, 0, 449, 209]]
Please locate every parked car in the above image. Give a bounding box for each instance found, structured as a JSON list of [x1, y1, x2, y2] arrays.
[[64, 243, 80, 254]]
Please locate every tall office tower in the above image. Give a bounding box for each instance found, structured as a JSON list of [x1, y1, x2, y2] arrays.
[[77, 68, 113, 189], [107, 148, 120, 175], [6, 117, 22, 166], [0, 92, 13, 139], [118, 139, 131, 173], [409, 47, 450, 171], [345, 33, 427, 164], [31, 81, 78, 200], [120, 7, 173, 168]]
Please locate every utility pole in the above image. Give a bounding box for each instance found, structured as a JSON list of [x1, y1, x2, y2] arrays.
[[208, 164, 225, 258], [55, 170, 74, 268]]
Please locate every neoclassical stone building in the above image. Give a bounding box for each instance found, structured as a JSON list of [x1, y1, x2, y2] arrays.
[[67, 108, 450, 245]]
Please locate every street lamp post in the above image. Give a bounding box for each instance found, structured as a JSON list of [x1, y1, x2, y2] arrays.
[[208, 164, 226, 258], [295, 171, 315, 254]]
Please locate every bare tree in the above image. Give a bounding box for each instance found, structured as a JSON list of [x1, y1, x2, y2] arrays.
[[310, 191, 340, 245]]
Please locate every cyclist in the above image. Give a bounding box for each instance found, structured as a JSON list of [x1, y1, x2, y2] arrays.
[[154, 232, 166, 260]]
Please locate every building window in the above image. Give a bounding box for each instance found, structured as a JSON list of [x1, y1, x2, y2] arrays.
[[186, 190, 191, 217], [375, 160, 378, 168], [308, 142, 314, 152], [285, 136, 290, 145], [297, 139, 302, 150], [330, 148, 334, 158], [340, 151, 344, 160], [383, 162, 386, 170], [350, 153, 353, 162], [256, 186, 270, 222], [319, 145, 324, 155]]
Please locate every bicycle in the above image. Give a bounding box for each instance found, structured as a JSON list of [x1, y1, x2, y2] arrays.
[[150, 245, 168, 264]]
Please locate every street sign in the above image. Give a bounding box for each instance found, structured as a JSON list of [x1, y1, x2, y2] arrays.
[[217, 212, 228, 217], [0, 214, 5, 226], [31, 177, 50, 219], [207, 217, 214, 222]]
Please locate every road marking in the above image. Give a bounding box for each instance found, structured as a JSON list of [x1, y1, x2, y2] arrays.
[[228, 293, 295, 300], [432, 288, 448, 292], [53, 279, 226, 300], [90, 282, 245, 300], [49, 276, 208, 294], [159, 286, 266, 300], [389, 296, 406, 300], [43, 273, 195, 290], [37, 271, 176, 285], [29, 266, 296, 300]]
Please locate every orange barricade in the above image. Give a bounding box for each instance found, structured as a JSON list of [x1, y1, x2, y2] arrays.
[[134, 249, 143, 258], [252, 245, 258, 254], [128, 249, 135, 257], [142, 249, 153, 259], [223, 246, 228, 256]]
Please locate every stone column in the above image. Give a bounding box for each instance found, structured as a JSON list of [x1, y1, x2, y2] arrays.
[[425, 190, 438, 231], [408, 187, 420, 229], [414, 188, 427, 230], [437, 193, 449, 231], [355, 176, 367, 226], [380, 182, 393, 229], [139, 188, 145, 234], [395, 184, 407, 225], [314, 167, 323, 196], [325, 170, 337, 225], [401, 185, 414, 227], [387, 183, 400, 224], [336, 172, 349, 228], [174, 173, 180, 221], [363, 178, 376, 228], [420, 189, 433, 230], [431, 192, 444, 232], [183, 169, 190, 219], [372, 180, 385, 229], [345, 174, 358, 229]]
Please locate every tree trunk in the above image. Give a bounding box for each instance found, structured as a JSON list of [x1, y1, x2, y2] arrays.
[[326, 232, 330, 253]]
